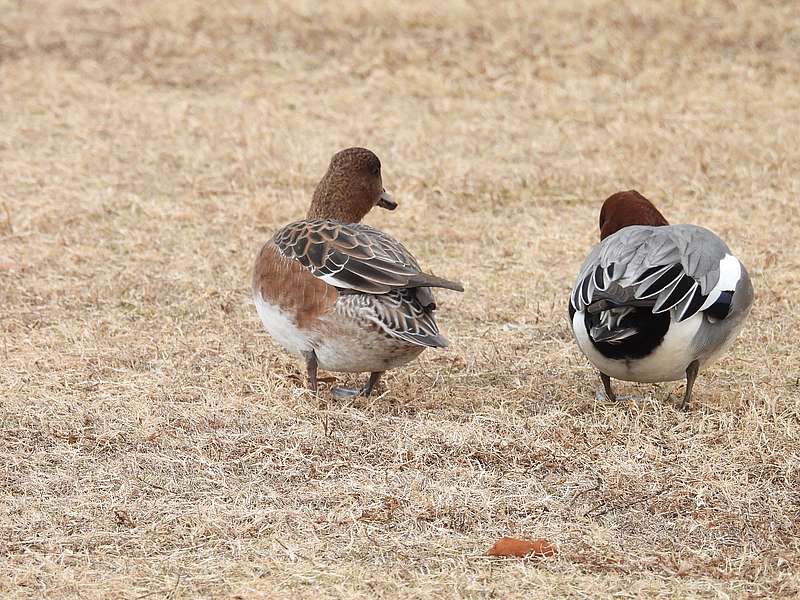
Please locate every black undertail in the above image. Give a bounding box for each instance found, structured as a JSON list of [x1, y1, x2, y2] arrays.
[[584, 306, 670, 360], [706, 290, 733, 320]]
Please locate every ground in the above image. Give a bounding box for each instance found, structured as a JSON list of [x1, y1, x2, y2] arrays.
[[1, 1, 799, 598]]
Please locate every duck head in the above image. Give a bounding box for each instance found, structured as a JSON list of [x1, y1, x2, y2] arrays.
[[599, 190, 669, 240], [307, 147, 396, 223]]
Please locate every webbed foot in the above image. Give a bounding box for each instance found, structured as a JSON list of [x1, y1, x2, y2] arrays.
[[331, 371, 384, 398]]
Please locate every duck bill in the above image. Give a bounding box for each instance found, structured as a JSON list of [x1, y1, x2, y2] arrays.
[[377, 189, 397, 210]]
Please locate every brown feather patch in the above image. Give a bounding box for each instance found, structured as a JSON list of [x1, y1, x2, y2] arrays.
[[252, 241, 337, 330]]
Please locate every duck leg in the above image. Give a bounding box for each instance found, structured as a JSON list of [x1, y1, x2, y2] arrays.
[[598, 372, 617, 401], [597, 372, 647, 403], [361, 371, 384, 397], [331, 371, 384, 399], [303, 351, 318, 393], [679, 360, 700, 411]]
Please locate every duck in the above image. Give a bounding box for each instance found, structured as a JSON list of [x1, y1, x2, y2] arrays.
[[252, 147, 464, 398], [568, 190, 753, 409]]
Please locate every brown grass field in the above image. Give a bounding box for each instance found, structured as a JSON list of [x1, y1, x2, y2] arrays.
[[2, 1, 799, 597]]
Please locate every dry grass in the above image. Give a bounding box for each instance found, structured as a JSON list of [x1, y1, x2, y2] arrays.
[[1, 0, 799, 597]]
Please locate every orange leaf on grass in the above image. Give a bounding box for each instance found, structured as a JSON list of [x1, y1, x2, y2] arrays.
[[487, 536, 557, 558]]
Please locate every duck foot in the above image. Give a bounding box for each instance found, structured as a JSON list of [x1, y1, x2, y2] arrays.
[[331, 386, 361, 398], [331, 371, 383, 398], [595, 387, 612, 402], [596, 372, 617, 401], [596, 374, 645, 403], [594, 388, 643, 403]]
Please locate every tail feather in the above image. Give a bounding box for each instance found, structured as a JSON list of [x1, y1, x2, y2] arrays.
[[586, 298, 654, 314], [398, 331, 449, 348], [407, 272, 464, 292]]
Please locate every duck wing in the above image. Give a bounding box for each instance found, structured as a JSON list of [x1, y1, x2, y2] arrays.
[[570, 224, 743, 323], [273, 219, 464, 296]]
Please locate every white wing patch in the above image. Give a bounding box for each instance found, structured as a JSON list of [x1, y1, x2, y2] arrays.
[[319, 273, 351, 289], [697, 254, 742, 312]]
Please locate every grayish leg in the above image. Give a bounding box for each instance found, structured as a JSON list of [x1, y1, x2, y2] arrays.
[[331, 371, 384, 399], [600, 372, 617, 401], [303, 351, 318, 393], [680, 360, 700, 411], [361, 371, 384, 397]]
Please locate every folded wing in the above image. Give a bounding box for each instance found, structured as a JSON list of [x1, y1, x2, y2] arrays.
[[570, 224, 739, 323], [273, 219, 461, 348], [274, 219, 464, 295]]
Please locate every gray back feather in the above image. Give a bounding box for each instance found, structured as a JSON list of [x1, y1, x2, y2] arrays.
[[571, 225, 733, 322]]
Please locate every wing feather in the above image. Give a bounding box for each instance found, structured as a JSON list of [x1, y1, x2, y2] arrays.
[[570, 224, 737, 322], [274, 219, 461, 295]]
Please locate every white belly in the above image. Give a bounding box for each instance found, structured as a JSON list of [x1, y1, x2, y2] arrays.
[[572, 310, 703, 383], [254, 293, 313, 354], [254, 293, 424, 373]]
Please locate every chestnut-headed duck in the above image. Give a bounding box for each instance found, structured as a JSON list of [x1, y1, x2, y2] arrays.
[[252, 147, 463, 398], [569, 190, 753, 410]]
